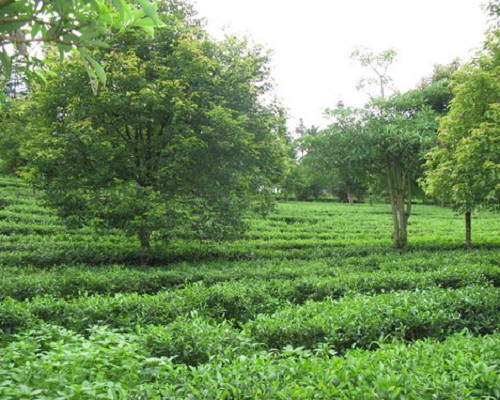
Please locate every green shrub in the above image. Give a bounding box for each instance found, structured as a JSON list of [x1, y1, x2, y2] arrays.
[[140, 314, 257, 365], [0, 327, 497, 399], [1, 261, 497, 303], [0, 297, 33, 336], [244, 286, 500, 352]]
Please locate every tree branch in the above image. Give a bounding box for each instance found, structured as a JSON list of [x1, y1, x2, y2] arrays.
[[0, 0, 16, 8], [0, 17, 49, 25], [0, 34, 74, 47]]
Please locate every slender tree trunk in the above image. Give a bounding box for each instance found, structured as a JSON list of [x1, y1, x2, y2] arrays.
[[399, 177, 412, 250], [387, 162, 411, 249], [465, 211, 472, 249], [397, 202, 407, 249], [395, 189, 408, 249], [139, 231, 151, 266], [347, 191, 354, 205], [387, 167, 400, 247]]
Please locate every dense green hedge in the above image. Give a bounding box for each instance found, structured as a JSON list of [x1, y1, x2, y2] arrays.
[[2, 286, 498, 352], [1, 257, 498, 301], [244, 286, 499, 351], [0, 176, 499, 398], [0, 327, 498, 399]]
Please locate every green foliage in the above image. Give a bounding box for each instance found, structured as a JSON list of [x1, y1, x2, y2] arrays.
[[0, 327, 498, 398], [244, 286, 499, 351], [0, 176, 499, 397], [0, 98, 30, 174], [422, 32, 500, 214], [307, 106, 372, 203], [284, 161, 328, 201], [0, 0, 162, 93], [20, 12, 287, 259], [140, 314, 257, 365], [1, 283, 498, 344], [2, 257, 497, 302], [418, 59, 461, 114]]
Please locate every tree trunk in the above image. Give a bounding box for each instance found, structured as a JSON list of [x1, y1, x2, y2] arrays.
[[387, 168, 400, 246], [395, 189, 408, 249], [347, 191, 354, 205], [387, 162, 410, 250], [398, 211, 408, 249], [139, 232, 151, 266], [465, 211, 472, 249], [399, 177, 412, 250]]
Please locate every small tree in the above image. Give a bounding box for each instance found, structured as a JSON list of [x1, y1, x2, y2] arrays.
[[422, 29, 499, 248], [349, 46, 442, 248], [367, 92, 437, 248], [308, 90, 437, 248], [351, 46, 397, 99]]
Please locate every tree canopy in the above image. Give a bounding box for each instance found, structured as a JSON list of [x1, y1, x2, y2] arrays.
[[21, 6, 288, 263], [295, 48, 440, 248], [422, 25, 499, 247]]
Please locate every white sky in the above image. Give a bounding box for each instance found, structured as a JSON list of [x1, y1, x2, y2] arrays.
[[194, 0, 489, 129]]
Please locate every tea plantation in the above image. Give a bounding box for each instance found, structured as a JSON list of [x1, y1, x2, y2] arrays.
[[0, 176, 499, 399]]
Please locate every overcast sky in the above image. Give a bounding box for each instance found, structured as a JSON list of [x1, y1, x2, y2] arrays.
[[193, 0, 489, 129]]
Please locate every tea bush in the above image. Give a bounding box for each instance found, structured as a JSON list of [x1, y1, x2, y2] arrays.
[[0, 327, 498, 399], [245, 286, 499, 351], [0, 176, 498, 397], [1, 285, 497, 350], [0, 256, 497, 301]]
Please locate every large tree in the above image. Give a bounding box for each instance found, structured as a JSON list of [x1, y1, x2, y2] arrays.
[[309, 47, 438, 247], [422, 25, 499, 248], [22, 9, 287, 263]]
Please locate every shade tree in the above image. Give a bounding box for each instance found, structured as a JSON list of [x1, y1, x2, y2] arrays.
[[366, 92, 438, 248], [22, 6, 288, 263], [306, 47, 439, 247], [421, 22, 499, 248]]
